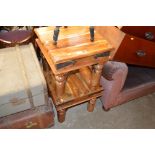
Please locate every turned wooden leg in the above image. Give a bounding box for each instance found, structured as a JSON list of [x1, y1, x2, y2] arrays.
[[57, 109, 66, 123], [55, 74, 66, 98], [91, 63, 104, 90], [42, 57, 51, 72], [87, 98, 96, 112]]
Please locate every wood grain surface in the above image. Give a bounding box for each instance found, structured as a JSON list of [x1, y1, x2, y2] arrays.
[[35, 26, 113, 122], [35, 26, 113, 65]]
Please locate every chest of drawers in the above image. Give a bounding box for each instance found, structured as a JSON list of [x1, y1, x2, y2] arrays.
[[113, 26, 155, 68]]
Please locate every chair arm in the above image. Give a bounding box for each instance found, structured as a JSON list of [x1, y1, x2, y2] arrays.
[[100, 61, 128, 109], [102, 61, 127, 81]]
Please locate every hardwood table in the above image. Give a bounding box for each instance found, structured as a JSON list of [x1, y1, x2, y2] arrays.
[[35, 26, 113, 123]]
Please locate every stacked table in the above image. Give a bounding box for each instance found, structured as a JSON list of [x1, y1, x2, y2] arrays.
[[35, 26, 113, 122]]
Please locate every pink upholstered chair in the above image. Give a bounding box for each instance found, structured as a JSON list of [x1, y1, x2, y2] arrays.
[[100, 61, 155, 111]]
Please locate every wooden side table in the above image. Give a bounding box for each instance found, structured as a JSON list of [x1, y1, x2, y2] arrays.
[[35, 26, 113, 123]]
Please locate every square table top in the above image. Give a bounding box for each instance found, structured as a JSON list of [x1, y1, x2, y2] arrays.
[[35, 26, 113, 74]]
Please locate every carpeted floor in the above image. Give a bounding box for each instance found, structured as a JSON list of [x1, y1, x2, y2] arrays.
[[52, 92, 155, 129]]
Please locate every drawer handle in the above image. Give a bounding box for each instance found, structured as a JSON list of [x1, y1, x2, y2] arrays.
[[136, 50, 146, 57], [145, 32, 154, 40], [25, 121, 38, 128]]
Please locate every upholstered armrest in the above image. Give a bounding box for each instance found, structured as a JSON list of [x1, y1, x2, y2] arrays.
[[100, 61, 128, 110], [102, 61, 127, 80]]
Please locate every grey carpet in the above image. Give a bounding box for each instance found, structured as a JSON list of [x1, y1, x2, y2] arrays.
[[52, 92, 155, 129]]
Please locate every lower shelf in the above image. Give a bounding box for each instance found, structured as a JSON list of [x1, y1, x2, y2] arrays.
[[44, 69, 103, 106]]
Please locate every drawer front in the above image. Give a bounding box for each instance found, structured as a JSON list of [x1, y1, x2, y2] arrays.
[[113, 34, 155, 68], [0, 105, 54, 129], [10, 116, 41, 129], [11, 112, 53, 129], [121, 26, 155, 42]]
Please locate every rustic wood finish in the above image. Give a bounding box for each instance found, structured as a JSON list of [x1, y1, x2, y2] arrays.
[[79, 67, 92, 87], [95, 26, 125, 59], [35, 26, 113, 122], [87, 97, 96, 112], [91, 63, 105, 90], [55, 74, 66, 98]]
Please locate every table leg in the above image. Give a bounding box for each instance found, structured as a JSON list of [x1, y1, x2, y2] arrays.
[[42, 57, 50, 72], [55, 74, 66, 98], [57, 109, 66, 123], [87, 97, 96, 112], [91, 63, 104, 90]]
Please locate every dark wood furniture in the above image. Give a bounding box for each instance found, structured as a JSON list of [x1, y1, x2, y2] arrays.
[[0, 27, 34, 48], [96, 26, 155, 68], [114, 26, 155, 68], [35, 26, 113, 122], [121, 26, 155, 41], [0, 104, 54, 129]]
